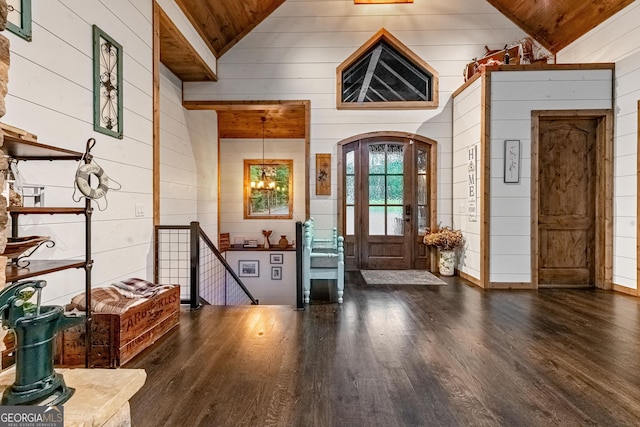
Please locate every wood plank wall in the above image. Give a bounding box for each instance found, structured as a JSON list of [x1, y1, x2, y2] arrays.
[[452, 78, 483, 283], [3, 0, 156, 305], [557, 2, 640, 293], [488, 68, 612, 286], [182, 0, 528, 237]]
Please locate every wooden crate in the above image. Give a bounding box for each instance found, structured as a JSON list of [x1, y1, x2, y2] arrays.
[[55, 286, 180, 368]]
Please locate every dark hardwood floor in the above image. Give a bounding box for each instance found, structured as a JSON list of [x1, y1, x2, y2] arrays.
[[128, 272, 640, 426]]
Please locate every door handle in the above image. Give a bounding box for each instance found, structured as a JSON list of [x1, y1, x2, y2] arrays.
[[405, 204, 411, 222]]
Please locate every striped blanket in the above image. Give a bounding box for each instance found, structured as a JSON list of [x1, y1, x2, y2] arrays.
[[68, 278, 174, 314]]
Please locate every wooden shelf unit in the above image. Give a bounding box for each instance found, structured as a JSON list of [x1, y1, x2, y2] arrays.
[[5, 260, 86, 282], [3, 132, 93, 367], [1, 133, 83, 161], [9, 206, 86, 216]]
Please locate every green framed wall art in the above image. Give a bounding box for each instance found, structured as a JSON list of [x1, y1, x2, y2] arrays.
[[93, 25, 123, 139], [6, 0, 32, 41]]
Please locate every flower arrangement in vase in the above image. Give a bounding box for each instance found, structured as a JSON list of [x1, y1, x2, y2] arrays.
[[423, 226, 465, 276]]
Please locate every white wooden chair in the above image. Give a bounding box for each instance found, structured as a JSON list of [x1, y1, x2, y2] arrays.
[[302, 219, 344, 303]]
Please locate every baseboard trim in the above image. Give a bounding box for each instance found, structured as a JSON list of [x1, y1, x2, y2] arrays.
[[612, 284, 638, 297], [489, 282, 536, 290], [458, 270, 481, 287]]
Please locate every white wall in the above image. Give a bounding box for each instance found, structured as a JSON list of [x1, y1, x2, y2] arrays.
[[224, 251, 296, 305], [159, 64, 218, 238], [219, 138, 306, 245], [4, 0, 155, 305], [184, 0, 527, 235], [489, 69, 612, 283], [452, 78, 482, 280], [557, 2, 640, 291], [3, 0, 217, 306]]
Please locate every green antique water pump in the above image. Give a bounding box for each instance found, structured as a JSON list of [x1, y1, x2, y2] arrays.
[[0, 279, 84, 406]]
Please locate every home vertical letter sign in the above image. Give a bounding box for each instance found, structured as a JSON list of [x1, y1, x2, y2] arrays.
[[93, 25, 123, 139], [468, 145, 477, 222]]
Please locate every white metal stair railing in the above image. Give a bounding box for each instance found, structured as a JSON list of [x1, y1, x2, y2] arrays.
[[302, 218, 345, 303]]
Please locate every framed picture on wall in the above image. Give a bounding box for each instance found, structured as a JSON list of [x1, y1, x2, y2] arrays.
[[316, 153, 331, 195], [270, 253, 283, 264], [504, 140, 520, 183], [271, 266, 282, 280], [6, 0, 32, 41], [238, 260, 259, 277]]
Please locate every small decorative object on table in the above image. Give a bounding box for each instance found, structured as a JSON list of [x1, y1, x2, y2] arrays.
[[278, 235, 288, 249], [262, 230, 272, 249], [423, 226, 465, 276]]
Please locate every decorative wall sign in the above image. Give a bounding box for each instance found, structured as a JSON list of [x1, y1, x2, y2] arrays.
[[93, 25, 123, 139], [6, 0, 32, 41], [238, 260, 259, 277], [467, 145, 477, 222], [316, 153, 331, 195], [504, 140, 520, 183]]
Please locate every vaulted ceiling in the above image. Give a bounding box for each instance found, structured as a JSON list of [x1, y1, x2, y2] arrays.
[[157, 0, 635, 138], [486, 0, 635, 54], [159, 0, 635, 83]]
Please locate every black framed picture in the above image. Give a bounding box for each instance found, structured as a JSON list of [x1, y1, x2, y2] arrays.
[[270, 253, 283, 264], [271, 266, 282, 280], [238, 260, 259, 277]]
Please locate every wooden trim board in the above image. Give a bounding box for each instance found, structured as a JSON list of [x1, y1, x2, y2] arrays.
[[153, 2, 161, 226]]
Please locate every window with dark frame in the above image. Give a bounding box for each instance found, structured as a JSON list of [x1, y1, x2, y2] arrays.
[[337, 29, 438, 110]]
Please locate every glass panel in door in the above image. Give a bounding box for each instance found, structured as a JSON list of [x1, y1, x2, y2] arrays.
[[363, 142, 411, 269]]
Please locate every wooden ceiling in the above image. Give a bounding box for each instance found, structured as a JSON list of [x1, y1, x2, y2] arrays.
[[157, 6, 217, 82], [174, 0, 286, 58], [486, 0, 635, 53], [183, 100, 308, 139]]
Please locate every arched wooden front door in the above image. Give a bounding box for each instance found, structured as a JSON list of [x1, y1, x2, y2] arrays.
[[338, 132, 437, 271]]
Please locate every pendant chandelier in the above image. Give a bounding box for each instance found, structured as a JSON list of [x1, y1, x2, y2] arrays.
[[251, 116, 276, 190]]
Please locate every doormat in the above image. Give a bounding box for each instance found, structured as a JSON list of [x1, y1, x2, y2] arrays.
[[360, 270, 447, 286]]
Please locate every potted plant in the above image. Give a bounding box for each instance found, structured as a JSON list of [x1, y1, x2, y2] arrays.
[[423, 226, 465, 276]]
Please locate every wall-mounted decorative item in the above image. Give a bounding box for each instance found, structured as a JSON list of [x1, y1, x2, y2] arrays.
[[270, 253, 283, 264], [93, 25, 123, 139], [468, 145, 477, 222], [238, 260, 259, 277], [6, 0, 32, 41], [504, 140, 520, 183], [245, 159, 293, 219], [271, 266, 282, 280], [316, 153, 331, 195]]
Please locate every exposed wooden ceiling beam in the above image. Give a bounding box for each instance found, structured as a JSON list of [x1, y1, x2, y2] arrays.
[[158, 6, 217, 82], [183, 100, 308, 139]]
